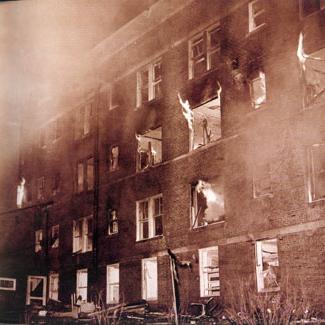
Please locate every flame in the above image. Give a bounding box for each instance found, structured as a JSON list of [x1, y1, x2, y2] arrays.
[[177, 93, 193, 131], [196, 180, 224, 207], [217, 81, 222, 103], [297, 33, 307, 70]]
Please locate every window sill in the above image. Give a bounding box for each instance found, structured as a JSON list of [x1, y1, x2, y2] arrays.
[[72, 250, 93, 255], [136, 162, 163, 174], [107, 232, 119, 237], [192, 220, 225, 230], [246, 23, 267, 38], [136, 235, 163, 243], [135, 97, 162, 111]]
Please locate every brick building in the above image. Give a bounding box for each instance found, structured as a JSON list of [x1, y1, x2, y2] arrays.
[[1, 0, 325, 321]]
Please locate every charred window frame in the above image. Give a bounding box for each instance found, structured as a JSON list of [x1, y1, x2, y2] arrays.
[[136, 194, 163, 241], [76, 269, 88, 302], [76, 157, 94, 193], [108, 209, 118, 235], [35, 229, 43, 253], [255, 239, 280, 293], [300, 0, 325, 17], [37, 177, 45, 200], [136, 58, 162, 107], [189, 23, 221, 79], [50, 225, 59, 249], [191, 179, 225, 229], [253, 163, 272, 198], [72, 216, 93, 254], [109, 145, 119, 172], [107, 264, 119, 304], [49, 273, 59, 300], [308, 144, 325, 202], [199, 246, 220, 297], [136, 127, 162, 171], [142, 257, 158, 301], [0, 277, 16, 291], [249, 71, 266, 109], [248, 0, 266, 33]]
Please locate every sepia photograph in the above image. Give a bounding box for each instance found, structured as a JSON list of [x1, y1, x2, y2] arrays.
[[0, 0, 325, 323]]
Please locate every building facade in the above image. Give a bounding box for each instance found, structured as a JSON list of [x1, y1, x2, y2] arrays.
[[1, 0, 325, 321]]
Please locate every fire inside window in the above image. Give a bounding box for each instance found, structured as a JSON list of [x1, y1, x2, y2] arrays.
[[49, 273, 59, 301], [192, 98, 221, 150], [109, 145, 119, 172], [308, 144, 325, 202], [199, 247, 220, 297], [189, 24, 221, 79], [142, 257, 158, 301], [73, 216, 93, 253], [107, 264, 119, 304], [76, 269, 88, 302], [136, 127, 162, 171], [137, 195, 163, 241], [248, 0, 265, 33], [249, 71, 266, 109], [108, 209, 118, 235], [300, 0, 325, 16], [191, 179, 224, 228], [50, 225, 59, 249], [255, 239, 280, 292], [137, 59, 162, 107], [35, 229, 43, 253]]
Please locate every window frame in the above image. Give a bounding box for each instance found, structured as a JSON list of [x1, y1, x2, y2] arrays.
[[72, 216, 93, 254], [37, 176, 45, 200], [199, 246, 220, 297], [248, 0, 266, 33], [106, 264, 119, 304], [249, 71, 266, 110], [136, 194, 163, 241], [49, 273, 59, 300], [108, 209, 118, 235], [50, 225, 59, 249], [35, 229, 43, 253], [109, 145, 119, 172], [76, 269, 88, 302], [142, 257, 158, 301], [0, 277, 16, 291], [76, 157, 95, 193]]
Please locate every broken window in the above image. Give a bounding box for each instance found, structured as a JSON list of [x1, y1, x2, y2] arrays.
[[199, 247, 220, 297], [192, 98, 221, 150], [107, 264, 119, 304], [17, 177, 26, 208], [189, 23, 221, 79], [136, 58, 162, 107], [73, 216, 93, 253], [50, 225, 59, 249], [300, 0, 325, 16], [191, 179, 224, 228], [253, 163, 272, 198], [137, 194, 163, 241], [248, 0, 265, 33], [249, 71, 266, 109], [49, 273, 59, 301], [142, 257, 158, 301], [86, 158, 94, 191], [109, 145, 119, 172], [136, 127, 162, 171], [0, 277, 16, 291], [308, 144, 325, 201], [76, 269, 88, 302], [26, 276, 47, 305], [35, 229, 43, 253], [37, 176, 45, 200], [108, 209, 118, 235], [256, 239, 280, 292]]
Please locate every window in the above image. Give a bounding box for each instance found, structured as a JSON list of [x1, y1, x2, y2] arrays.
[[189, 24, 221, 79], [255, 239, 280, 292], [49, 273, 59, 300], [37, 177, 45, 200], [35, 229, 43, 253], [50, 225, 59, 249], [76, 269, 88, 302], [142, 257, 158, 301], [17, 177, 26, 208], [76, 158, 94, 193], [199, 247, 220, 297], [26, 276, 47, 305], [248, 0, 265, 33], [253, 163, 272, 198], [136, 127, 162, 171], [136, 194, 163, 241], [108, 209, 118, 235], [52, 172, 61, 195], [0, 277, 16, 291], [73, 216, 93, 253], [75, 105, 92, 139], [107, 264, 119, 304], [300, 0, 325, 17], [192, 98, 221, 150], [109, 145, 119, 172], [136, 58, 162, 107], [308, 144, 325, 202], [191, 179, 224, 228], [249, 71, 266, 109]]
